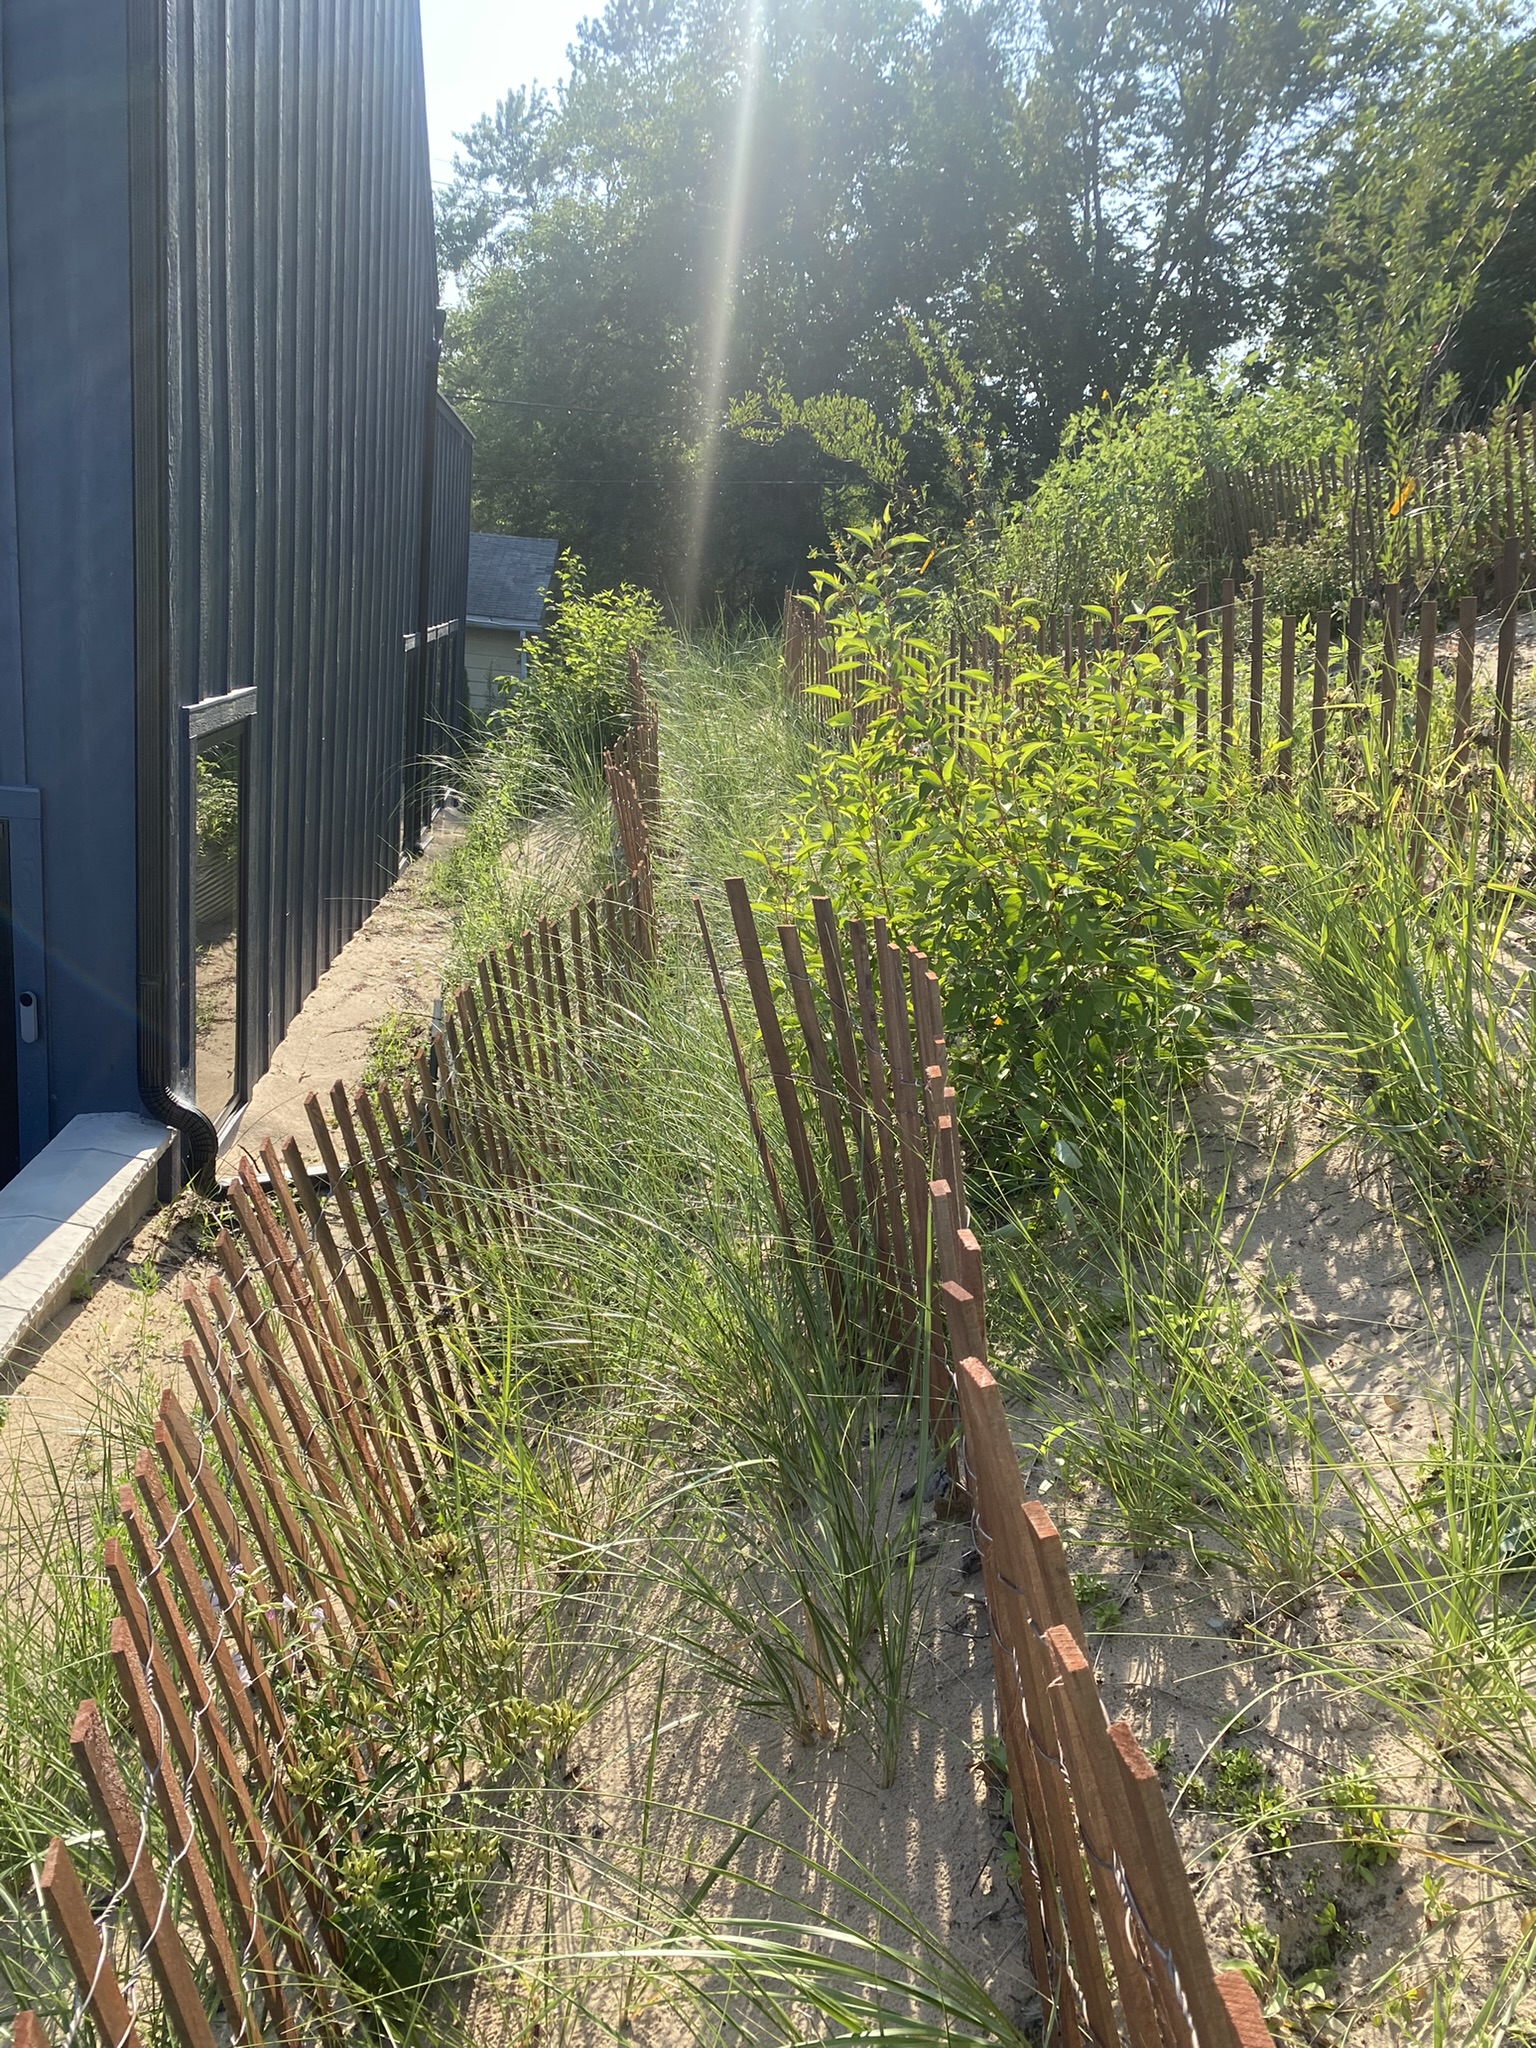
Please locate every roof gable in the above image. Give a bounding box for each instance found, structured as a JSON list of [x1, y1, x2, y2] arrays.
[[467, 532, 559, 629]]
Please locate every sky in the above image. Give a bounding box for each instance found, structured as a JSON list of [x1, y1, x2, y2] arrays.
[[420, 0, 592, 189]]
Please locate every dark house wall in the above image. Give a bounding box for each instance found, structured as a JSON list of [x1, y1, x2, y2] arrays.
[[0, 2, 143, 1145], [423, 395, 474, 774], [135, 0, 450, 1146], [0, 0, 468, 1176]]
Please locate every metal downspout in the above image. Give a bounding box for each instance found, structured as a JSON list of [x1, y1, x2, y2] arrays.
[[126, 0, 218, 1189], [406, 306, 445, 853]]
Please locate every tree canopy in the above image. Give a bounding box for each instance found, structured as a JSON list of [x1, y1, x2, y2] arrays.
[[439, 0, 1536, 615]]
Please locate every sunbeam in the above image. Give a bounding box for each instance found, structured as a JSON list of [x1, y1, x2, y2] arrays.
[[680, 0, 766, 625]]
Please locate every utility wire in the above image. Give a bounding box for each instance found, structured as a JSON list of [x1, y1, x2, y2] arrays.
[[443, 384, 696, 427]]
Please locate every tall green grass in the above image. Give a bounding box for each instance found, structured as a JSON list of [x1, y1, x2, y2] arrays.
[[0, 1388, 154, 2017], [1253, 779, 1536, 1224]]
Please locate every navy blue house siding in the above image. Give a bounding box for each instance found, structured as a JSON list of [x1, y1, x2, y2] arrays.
[[0, 0, 469, 1181], [0, 1, 142, 1148]]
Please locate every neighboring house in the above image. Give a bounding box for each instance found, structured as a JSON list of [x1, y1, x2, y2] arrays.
[[0, 0, 470, 1187], [464, 534, 559, 717]]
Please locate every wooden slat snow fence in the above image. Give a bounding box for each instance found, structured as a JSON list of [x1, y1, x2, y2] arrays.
[[1200, 408, 1536, 599], [12, 723, 1270, 2047], [698, 877, 1275, 2048], [782, 536, 1531, 821], [9, 754, 658, 2047]]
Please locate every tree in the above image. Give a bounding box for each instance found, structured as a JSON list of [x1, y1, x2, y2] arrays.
[[438, 0, 1520, 614], [1277, 3, 1536, 453], [440, 1, 1040, 609]]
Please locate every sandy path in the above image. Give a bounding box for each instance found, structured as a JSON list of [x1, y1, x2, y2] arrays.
[[0, 820, 461, 1528], [222, 806, 462, 1168]]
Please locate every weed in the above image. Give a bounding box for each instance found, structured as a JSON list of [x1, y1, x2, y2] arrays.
[[1205, 1742, 1292, 1851], [761, 540, 1254, 1188], [1070, 1572, 1122, 1631], [1320, 1764, 1401, 1881], [126, 1258, 159, 1297], [495, 550, 665, 787], [364, 1006, 428, 1091]]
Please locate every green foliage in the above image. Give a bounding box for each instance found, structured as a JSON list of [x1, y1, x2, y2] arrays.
[[1320, 1766, 1400, 1881], [731, 318, 1001, 540], [194, 748, 240, 855], [1289, 8, 1536, 492], [363, 1007, 428, 1092], [1206, 1743, 1293, 1852], [1254, 789, 1536, 1222], [1070, 1573, 1122, 1631], [440, 0, 1361, 611], [282, 1518, 584, 2015], [1246, 518, 1352, 618], [495, 551, 665, 786], [998, 362, 1349, 613], [759, 532, 1253, 1182]]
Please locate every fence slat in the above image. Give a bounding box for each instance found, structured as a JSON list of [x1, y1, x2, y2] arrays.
[[1248, 572, 1264, 771], [70, 1700, 221, 2048], [39, 1838, 147, 2048], [1310, 609, 1331, 776]]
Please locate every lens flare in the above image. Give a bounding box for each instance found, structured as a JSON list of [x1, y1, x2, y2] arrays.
[[680, 2, 765, 623]]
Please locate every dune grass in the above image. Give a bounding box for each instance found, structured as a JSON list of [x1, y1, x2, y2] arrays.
[[12, 613, 1536, 2042]]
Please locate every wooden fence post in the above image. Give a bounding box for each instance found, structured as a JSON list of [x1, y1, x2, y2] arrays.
[[1194, 581, 1210, 747], [1277, 614, 1296, 787], [1310, 609, 1331, 778], [1380, 581, 1400, 755], [1497, 534, 1520, 787], [1248, 570, 1264, 772]]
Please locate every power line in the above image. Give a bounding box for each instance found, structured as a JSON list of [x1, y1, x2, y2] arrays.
[[443, 385, 688, 427], [485, 474, 826, 485]]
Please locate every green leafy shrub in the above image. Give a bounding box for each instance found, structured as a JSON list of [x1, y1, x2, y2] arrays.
[[1205, 1742, 1292, 1851], [493, 549, 665, 785], [998, 361, 1349, 614], [759, 540, 1253, 1185], [284, 1528, 582, 2017], [363, 1008, 428, 1091], [194, 749, 240, 854], [1246, 518, 1351, 619]]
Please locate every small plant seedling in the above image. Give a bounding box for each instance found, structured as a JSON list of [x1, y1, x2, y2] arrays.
[[974, 1737, 1021, 1886], [1379, 1972, 1429, 2027], [68, 1273, 95, 1304], [364, 1007, 428, 1091], [1301, 1895, 1348, 1973], [1238, 1917, 1280, 1991], [1207, 1742, 1291, 1851], [1146, 1734, 1173, 1773], [1321, 1765, 1400, 1881], [1421, 1869, 1456, 1927], [976, 1734, 1009, 1788], [1071, 1572, 1121, 1631]]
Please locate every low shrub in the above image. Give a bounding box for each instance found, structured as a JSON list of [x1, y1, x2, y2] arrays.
[[758, 539, 1255, 1188], [1246, 518, 1351, 619], [997, 360, 1349, 615], [492, 549, 666, 785]]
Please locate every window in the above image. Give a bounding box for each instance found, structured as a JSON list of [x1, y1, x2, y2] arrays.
[[186, 689, 255, 1126]]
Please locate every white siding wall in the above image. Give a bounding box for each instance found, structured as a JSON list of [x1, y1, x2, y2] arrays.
[[465, 624, 526, 719]]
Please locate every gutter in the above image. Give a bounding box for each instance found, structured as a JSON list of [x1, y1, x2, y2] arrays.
[[126, 0, 218, 1190]]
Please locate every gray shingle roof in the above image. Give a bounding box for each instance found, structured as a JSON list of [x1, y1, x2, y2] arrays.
[[466, 532, 559, 630]]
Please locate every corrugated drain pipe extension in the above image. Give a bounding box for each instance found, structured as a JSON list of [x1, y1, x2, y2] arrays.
[[137, 867, 219, 1194], [127, 0, 218, 1194]]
